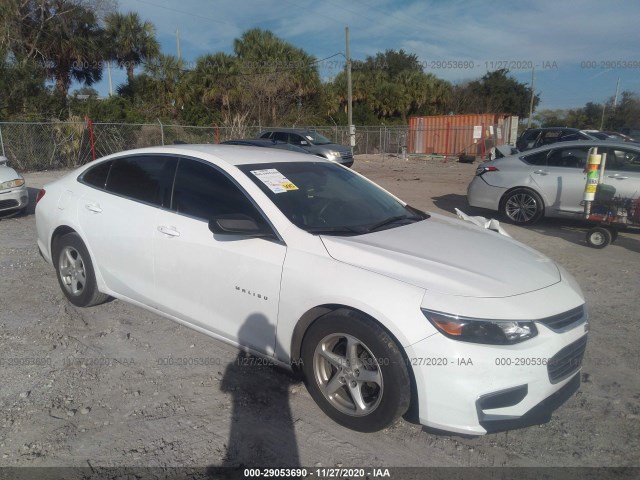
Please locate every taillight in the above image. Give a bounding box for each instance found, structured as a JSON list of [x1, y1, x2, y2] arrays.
[[35, 188, 46, 205], [475, 165, 499, 176]]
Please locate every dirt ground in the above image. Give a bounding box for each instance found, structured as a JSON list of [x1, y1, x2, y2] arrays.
[[0, 154, 638, 474]]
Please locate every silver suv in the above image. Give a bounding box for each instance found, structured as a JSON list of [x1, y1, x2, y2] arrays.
[[259, 128, 353, 167]]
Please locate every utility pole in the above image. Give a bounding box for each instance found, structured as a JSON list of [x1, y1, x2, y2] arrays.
[[176, 29, 182, 69], [527, 67, 535, 128], [107, 61, 113, 96], [614, 77, 620, 107], [345, 26, 354, 148]]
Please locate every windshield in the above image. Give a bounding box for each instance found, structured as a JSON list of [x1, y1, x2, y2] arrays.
[[304, 132, 332, 145], [239, 162, 427, 235]]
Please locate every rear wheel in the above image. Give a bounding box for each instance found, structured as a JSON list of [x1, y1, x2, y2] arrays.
[[500, 188, 544, 225], [301, 310, 410, 432], [53, 233, 109, 307]]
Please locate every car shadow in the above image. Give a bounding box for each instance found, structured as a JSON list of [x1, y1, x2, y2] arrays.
[[431, 193, 492, 218], [431, 194, 640, 254], [207, 314, 301, 477], [528, 217, 640, 254], [24, 187, 40, 216]]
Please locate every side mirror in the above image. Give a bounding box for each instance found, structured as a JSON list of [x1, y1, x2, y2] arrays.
[[208, 214, 273, 238]]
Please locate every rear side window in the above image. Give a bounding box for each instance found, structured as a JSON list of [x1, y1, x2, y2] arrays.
[[521, 150, 548, 166], [272, 132, 289, 143], [539, 130, 562, 146], [106, 156, 177, 207], [81, 160, 112, 189], [546, 147, 589, 168]]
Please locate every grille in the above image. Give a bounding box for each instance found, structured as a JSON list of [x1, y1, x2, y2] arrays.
[[0, 199, 19, 210], [341, 152, 354, 160], [547, 335, 588, 384], [538, 305, 585, 332]]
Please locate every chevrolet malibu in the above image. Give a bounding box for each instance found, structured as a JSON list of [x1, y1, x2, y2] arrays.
[[35, 145, 588, 434]]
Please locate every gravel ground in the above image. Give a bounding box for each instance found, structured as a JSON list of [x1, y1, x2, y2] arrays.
[[0, 155, 638, 473]]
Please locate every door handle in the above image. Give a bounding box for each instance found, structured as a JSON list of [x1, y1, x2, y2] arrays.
[[533, 170, 549, 176], [157, 226, 180, 237], [85, 203, 102, 213], [607, 175, 629, 179]]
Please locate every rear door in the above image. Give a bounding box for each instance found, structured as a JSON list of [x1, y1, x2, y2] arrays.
[[525, 145, 590, 216], [78, 155, 177, 304]]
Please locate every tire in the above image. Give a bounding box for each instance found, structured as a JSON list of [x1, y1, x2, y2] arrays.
[[500, 188, 544, 225], [301, 310, 411, 432], [53, 233, 109, 307], [586, 227, 612, 249]]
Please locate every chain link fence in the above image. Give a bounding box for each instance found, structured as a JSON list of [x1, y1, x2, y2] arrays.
[[0, 121, 445, 171]]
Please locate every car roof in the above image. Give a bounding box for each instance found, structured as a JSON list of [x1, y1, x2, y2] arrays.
[[516, 140, 638, 155], [97, 144, 330, 167], [222, 139, 283, 146], [260, 128, 317, 133]]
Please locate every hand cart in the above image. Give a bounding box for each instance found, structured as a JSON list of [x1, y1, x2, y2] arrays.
[[584, 196, 640, 248], [583, 147, 639, 248]]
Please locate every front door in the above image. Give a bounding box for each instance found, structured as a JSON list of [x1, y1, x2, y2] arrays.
[[153, 158, 286, 355]]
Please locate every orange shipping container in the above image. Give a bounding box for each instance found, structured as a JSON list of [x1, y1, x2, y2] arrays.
[[408, 114, 517, 157]]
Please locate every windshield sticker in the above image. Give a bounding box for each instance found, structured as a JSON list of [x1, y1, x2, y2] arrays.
[[251, 168, 299, 194], [305, 135, 314, 141]]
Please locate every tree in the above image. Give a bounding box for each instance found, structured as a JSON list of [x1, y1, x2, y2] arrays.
[[104, 11, 160, 82], [2, 0, 105, 96], [448, 69, 538, 117], [233, 28, 320, 125], [326, 49, 451, 124]]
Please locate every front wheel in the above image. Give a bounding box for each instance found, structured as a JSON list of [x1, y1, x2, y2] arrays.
[[500, 188, 544, 225], [53, 233, 109, 307], [301, 310, 410, 432]]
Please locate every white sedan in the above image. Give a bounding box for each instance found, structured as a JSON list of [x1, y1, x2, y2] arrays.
[[36, 145, 588, 435], [0, 156, 29, 216]]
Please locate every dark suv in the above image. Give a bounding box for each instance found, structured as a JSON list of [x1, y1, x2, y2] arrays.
[[516, 127, 596, 152], [259, 128, 353, 167]]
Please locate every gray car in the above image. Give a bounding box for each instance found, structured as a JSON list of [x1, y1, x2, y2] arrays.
[[467, 140, 640, 224], [0, 156, 29, 217], [259, 128, 353, 167]]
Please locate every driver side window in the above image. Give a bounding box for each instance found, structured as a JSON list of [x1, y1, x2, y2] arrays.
[[171, 159, 266, 225]]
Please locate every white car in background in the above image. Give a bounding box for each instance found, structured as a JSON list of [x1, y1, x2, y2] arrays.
[[0, 156, 29, 217], [35, 145, 588, 435], [468, 140, 640, 224]]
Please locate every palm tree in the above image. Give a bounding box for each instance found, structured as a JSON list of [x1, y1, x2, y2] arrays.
[[9, 0, 105, 96], [104, 11, 160, 82], [233, 28, 320, 125]]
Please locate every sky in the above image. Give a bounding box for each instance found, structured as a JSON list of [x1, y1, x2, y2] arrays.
[[94, 0, 640, 113]]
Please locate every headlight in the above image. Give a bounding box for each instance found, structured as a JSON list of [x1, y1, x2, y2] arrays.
[[328, 150, 341, 158], [0, 178, 25, 190], [422, 309, 538, 345]]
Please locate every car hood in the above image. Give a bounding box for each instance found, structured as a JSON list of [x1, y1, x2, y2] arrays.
[[320, 213, 560, 298], [0, 165, 21, 183], [310, 143, 351, 153]]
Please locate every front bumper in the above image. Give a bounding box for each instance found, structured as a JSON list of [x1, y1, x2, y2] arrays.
[[0, 185, 29, 213], [406, 320, 588, 435]]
